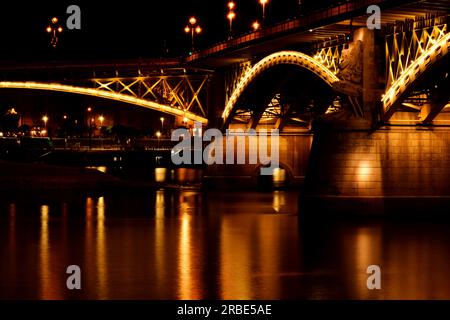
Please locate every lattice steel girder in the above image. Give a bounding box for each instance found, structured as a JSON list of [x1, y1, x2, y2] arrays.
[[313, 44, 345, 75], [0, 81, 208, 124], [385, 18, 448, 89], [93, 74, 209, 117], [382, 17, 450, 121]]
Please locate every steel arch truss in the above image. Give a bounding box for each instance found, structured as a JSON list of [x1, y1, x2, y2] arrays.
[[93, 74, 209, 118], [382, 17, 450, 122], [222, 51, 340, 126], [313, 43, 345, 75], [0, 80, 209, 124]]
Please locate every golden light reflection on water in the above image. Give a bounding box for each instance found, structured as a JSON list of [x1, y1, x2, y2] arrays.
[[84, 198, 94, 297], [96, 197, 108, 299], [220, 217, 253, 300], [7, 190, 450, 300], [177, 191, 202, 300], [341, 227, 383, 299], [155, 190, 166, 294], [39, 205, 59, 299], [272, 191, 287, 213]]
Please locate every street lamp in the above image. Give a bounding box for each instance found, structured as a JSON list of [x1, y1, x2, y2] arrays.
[[99, 115, 105, 127], [160, 117, 165, 134], [252, 21, 261, 31], [42, 115, 49, 127], [184, 17, 202, 52], [227, 2, 236, 39], [260, 0, 269, 23], [42, 116, 49, 136], [46, 17, 63, 48]]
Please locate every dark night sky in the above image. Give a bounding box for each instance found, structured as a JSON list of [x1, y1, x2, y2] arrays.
[[0, 0, 312, 62]]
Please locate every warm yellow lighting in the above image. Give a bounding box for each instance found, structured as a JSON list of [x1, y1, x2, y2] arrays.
[[0, 81, 208, 124], [184, 26, 190, 33], [382, 32, 450, 113], [63, 115, 67, 119], [51, 17, 58, 24], [99, 116, 105, 125], [252, 21, 260, 31], [156, 131, 162, 138], [222, 51, 340, 121], [358, 162, 372, 179], [46, 26, 52, 33], [87, 107, 92, 112], [195, 26, 202, 34], [260, 0, 269, 20], [155, 168, 167, 183], [42, 116, 49, 123], [183, 117, 189, 123], [57, 27, 63, 33], [227, 12, 236, 21], [228, 1, 235, 10], [189, 17, 197, 25]]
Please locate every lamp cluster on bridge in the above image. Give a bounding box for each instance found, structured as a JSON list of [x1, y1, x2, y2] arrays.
[[184, 17, 202, 53], [184, 0, 270, 52], [46, 17, 63, 48], [227, 2, 236, 39]]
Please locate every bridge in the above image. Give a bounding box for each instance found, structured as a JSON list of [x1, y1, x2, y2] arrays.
[[1, 0, 450, 206]]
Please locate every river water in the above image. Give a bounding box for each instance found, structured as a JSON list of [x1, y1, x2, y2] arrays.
[[1, 185, 450, 300]]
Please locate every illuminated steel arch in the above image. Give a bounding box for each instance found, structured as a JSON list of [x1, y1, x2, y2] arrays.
[[222, 51, 340, 124], [382, 31, 450, 120], [0, 81, 208, 124]]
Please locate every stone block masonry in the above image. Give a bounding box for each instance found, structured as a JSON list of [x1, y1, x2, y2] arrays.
[[305, 127, 450, 198]]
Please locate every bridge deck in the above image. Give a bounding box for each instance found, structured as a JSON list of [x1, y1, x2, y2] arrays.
[[186, 0, 450, 68]]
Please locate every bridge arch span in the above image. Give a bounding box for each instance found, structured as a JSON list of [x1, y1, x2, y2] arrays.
[[222, 51, 340, 125], [0, 81, 208, 124]]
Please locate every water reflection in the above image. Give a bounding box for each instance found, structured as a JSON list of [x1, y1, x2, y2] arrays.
[[2, 191, 450, 299], [39, 205, 56, 299], [96, 197, 107, 298]]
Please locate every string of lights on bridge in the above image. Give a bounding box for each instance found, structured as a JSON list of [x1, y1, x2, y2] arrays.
[[184, 0, 268, 52]]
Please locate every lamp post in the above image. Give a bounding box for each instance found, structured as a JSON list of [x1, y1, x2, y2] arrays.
[[259, 0, 269, 23], [160, 117, 165, 136], [42, 116, 49, 136], [252, 21, 260, 31], [227, 2, 236, 39], [156, 131, 161, 148], [184, 17, 202, 52], [99, 115, 105, 127], [46, 17, 63, 48]]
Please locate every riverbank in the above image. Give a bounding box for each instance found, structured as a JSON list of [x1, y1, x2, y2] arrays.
[[0, 161, 203, 193]]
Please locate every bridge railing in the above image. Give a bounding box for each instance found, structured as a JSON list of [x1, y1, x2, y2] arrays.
[[186, 0, 387, 62]]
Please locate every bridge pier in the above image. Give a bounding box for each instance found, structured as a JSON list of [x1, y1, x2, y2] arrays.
[[203, 133, 313, 189], [303, 127, 450, 214]]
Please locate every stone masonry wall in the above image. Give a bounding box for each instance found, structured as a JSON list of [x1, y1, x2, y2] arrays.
[[306, 128, 450, 197]]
